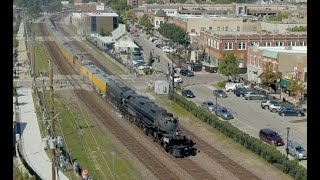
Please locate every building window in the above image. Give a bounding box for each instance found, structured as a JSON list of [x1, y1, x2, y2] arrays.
[[201, 27, 206, 31], [160, 21, 163, 25], [224, 42, 233, 50], [251, 42, 259, 46], [287, 41, 296, 46], [156, 21, 159, 25], [238, 42, 246, 50], [225, 26, 228, 31], [263, 41, 271, 47], [209, 27, 212, 30], [276, 41, 284, 46], [254, 57, 257, 67], [253, 27, 256, 31], [191, 29, 195, 33], [237, 26, 240, 32], [300, 41, 307, 46], [217, 27, 220, 31], [250, 55, 253, 65]]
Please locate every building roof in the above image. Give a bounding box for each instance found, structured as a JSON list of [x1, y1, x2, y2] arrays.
[[96, 36, 114, 44], [174, 14, 243, 21], [259, 46, 307, 54], [155, 9, 167, 17], [205, 31, 307, 36], [112, 24, 126, 41], [114, 40, 138, 49], [72, 13, 82, 19], [132, 6, 145, 11], [262, 50, 279, 59], [85, 12, 119, 17]]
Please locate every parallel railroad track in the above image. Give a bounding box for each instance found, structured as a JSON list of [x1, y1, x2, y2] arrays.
[[42, 15, 266, 180]]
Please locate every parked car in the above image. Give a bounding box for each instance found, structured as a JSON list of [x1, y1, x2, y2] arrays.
[[180, 69, 194, 77], [234, 87, 248, 97], [201, 101, 218, 111], [261, 100, 279, 110], [156, 44, 164, 48], [137, 65, 151, 70], [213, 89, 228, 98], [288, 140, 307, 160], [215, 107, 233, 120], [278, 107, 304, 117], [244, 92, 266, 100], [182, 89, 195, 98], [269, 102, 282, 113], [225, 83, 244, 92], [259, 128, 284, 146], [162, 46, 177, 53], [131, 51, 142, 57], [170, 73, 183, 83]]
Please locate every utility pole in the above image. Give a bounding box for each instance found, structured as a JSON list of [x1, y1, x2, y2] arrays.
[[49, 59, 56, 180]]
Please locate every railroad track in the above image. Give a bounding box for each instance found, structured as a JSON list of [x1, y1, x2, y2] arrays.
[[43, 14, 267, 180], [74, 90, 180, 179], [49, 17, 219, 179], [181, 127, 262, 180], [39, 23, 83, 89]]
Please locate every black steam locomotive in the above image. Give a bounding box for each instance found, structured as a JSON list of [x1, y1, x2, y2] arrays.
[[105, 76, 197, 158]]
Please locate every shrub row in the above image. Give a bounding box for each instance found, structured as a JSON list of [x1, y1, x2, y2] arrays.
[[169, 92, 307, 180]]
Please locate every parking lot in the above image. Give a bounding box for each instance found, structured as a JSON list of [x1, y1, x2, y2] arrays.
[[183, 83, 307, 168], [126, 30, 307, 168]]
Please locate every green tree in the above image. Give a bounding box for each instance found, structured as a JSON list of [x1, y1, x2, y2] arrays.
[[287, 74, 306, 98], [218, 54, 239, 77], [157, 23, 188, 45], [139, 14, 153, 31], [288, 26, 307, 32], [122, 10, 138, 23], [259, 62, 281, 86]]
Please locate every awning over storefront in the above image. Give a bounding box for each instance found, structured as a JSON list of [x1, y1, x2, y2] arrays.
[[280, 79, 292, 87]]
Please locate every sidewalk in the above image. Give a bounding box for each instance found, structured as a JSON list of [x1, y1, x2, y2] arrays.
[[16, 88, 69, 180], [14, 19, 69, 180]]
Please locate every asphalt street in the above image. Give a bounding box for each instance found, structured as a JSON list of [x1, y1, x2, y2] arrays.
[[128, 32, 176, 73], [184, 84, 307, 168], [127, 32, 228, 86]]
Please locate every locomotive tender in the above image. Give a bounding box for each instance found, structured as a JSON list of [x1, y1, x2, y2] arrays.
[[45, 17, 197, 158]]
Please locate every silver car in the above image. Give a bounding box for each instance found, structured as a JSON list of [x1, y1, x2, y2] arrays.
[[216, 107, 233, 120], [201, 101, 217, 111], [288, 140, 307, 160], [213, 89, 228, 98]]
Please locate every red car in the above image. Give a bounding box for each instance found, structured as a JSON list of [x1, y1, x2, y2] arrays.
[[259, 128, 284, 146]]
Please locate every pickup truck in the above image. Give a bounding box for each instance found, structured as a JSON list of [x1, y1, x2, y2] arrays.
[[261, 100, 279, 110], [170, 73, 183, 83]]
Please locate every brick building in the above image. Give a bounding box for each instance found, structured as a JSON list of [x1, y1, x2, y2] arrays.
[[127, 0, 145, 8], [247, 46, 307, 84], [74, 0, 106, 13], [83, 13, 119, 35], [199, 31, 307, 67]]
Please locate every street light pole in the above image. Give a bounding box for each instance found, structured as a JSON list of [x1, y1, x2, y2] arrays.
[[215, 96, 218, 114], [286, 127, 290, 157]]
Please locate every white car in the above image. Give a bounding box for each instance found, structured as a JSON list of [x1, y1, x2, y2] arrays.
[[137, 65, 151, 70], [162, 46, 177, 53], [170, 73, 183, 83]]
